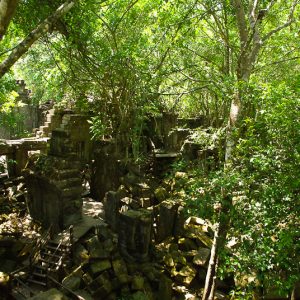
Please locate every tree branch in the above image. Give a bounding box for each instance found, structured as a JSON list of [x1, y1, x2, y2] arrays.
[[154, 0, 200, 72], [254, 56, 300, 72], [263, 0, 298, 42], [249, 0, 258, 28], [92, 11, 118, 51], [232, 0, 249, 46], [0, 0, 76, 79], [114, 0, 139, 32], [151, 85, 209, 96]]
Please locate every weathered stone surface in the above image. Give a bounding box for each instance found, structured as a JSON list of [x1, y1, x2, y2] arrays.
[[193, 248, 210, 266], [173, 205, 185, 237], [49, 114, 92, 160], [0, 271, 11, 295], [156, 200, 179, 242], [132, 182, 151, 199], [185, 217, 213, 236], [24, 154, 83, 232], [163, 253, 175, 267], [28, 288, 68, 300], [82, 272, 93, 285], [175, 265, 197, 286], [178, 237, 198, 251], [181, 141, 203, 160], [112, 258, 129, 283], [118, 209, 152, 262], [89, 259, 112, 276], [184, 224, 213, 248], [116, 185, 128, 199], [121, 197, 140, 210], [154, 187, 168, 202], [75, 290, 94, 300], [173, 252, 187, 266], [103, 238, 115, 253], [166, 128, 191, 152], [186, 216, 206, 226], [131, 275, 144, 290], [90, 140, 122, 201], [158, 275, 172, 300], [62, 274, 81, 291], [86, 236, 109, 259], [140, 197, 151, 208], [140, 263, 162, 282], [173, 285, 200, 300], [103, 191, 120, 231], [214, 290, 228, 299], [172, 171, 189, 189]]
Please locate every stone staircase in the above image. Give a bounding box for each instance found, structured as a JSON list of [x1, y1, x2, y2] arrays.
[[11, 227, 73, 298], [49, 113, 91, 162], [27, 239, 71, 287], [34, 109, 64, 138]]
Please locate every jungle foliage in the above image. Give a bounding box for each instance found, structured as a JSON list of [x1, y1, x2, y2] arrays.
[[0, 0, 299, 298]]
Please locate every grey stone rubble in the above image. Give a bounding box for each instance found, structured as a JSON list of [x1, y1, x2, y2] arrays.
[[0, 108, 235, 299]]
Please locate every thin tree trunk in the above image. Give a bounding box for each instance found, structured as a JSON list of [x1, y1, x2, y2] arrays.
[[202, 1, 298, 299], [202, 197, 231, 300], [202, 221, 220, 300], [0, 0, 76, 79]]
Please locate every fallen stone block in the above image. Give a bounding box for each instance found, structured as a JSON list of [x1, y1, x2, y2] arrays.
[[193, 248, 210, 267], [89, 259, 112, 276]]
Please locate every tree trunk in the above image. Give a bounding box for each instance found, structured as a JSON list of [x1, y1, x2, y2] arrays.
[[202, 1, 298, 299], [202, 221, 220, 300], [0, 0, 76, 79], [0, 0, 19, 41], [202, 197, 231, 300]]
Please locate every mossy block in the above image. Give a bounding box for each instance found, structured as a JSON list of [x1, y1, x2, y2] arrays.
[[28, 288, 68, 300], [62, 274, 81, 291], [132, 291, 151, 300], [93, 282, 113, 298], [176, 265, 197, 286], [173, 253, 187, 266], [131, 275, 145, 290], [82, 272, 93, 285], [163, 253, 174, 267], [193, 247, 211, 266], [178, 237, 198, 251], [158, 275, 172, 300], [154, 187, 168, 202], [112, 258, 128, 279], [89, 259, 112, 276]]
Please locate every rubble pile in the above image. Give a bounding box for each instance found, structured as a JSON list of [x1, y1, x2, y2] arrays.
[[56, 215, 230, 300], [0, 177, 41, 279], [0, 176, 27, 219], [0, 165, 233, 299], [53, 169, 231, 300]]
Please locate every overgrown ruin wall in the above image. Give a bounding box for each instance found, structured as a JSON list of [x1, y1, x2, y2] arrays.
[[0, 80, 42, 139]]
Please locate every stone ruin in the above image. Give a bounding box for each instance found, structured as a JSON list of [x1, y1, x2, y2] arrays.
[[0, 80, 40, 140], [0, 107, 237, 298], [23, 113, 92, 233], [50, 166, 232, 300]]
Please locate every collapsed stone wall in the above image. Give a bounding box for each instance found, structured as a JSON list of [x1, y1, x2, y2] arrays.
[[24, 155, 83, 233], [56, 167, 232, 300], [0, 80, 40, 139]]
